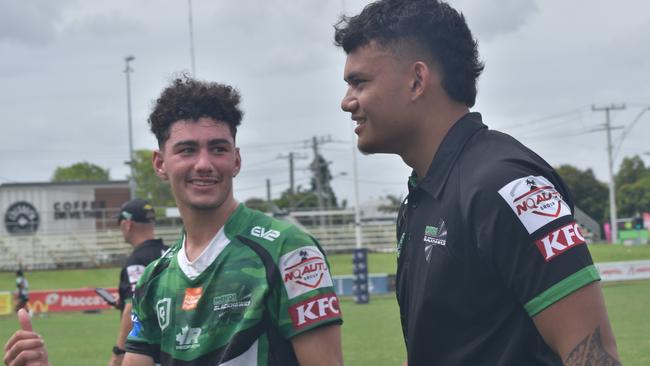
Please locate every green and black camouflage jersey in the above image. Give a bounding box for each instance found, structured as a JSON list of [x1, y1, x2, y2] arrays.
[[125, 204, 342, 365]]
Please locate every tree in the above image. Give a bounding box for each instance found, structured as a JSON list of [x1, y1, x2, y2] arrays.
[[555, 165, 608, 224], [245, 197, 269, 213], [617, 176, 650, 218], [378, 194, 404, 213], [309, 154, 339, 209], [51, 162, 110, 182], [130, 149, 175, 207], [615, 155, 649, 188]]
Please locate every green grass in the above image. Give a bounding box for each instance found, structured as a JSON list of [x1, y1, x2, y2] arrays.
[[1, 282, 648, 365], [1, 244, 649, 365]]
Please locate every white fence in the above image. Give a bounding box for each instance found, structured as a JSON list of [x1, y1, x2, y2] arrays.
[[0, 217, 397, 271]]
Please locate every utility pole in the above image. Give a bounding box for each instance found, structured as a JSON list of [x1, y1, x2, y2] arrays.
[[266, 178, 272, 212], [187, 0, 196, 76], [124, 56, 136, 199], [312, 136, 326, 226], [592, 104, 626, 244], [309, 135, 333, 226], [277, 152, 308, 211]]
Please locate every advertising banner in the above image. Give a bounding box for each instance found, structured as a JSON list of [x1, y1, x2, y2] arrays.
[[596, 260, 650, 282], [27, 288, 119, 314], [0, 291, 12, 315]]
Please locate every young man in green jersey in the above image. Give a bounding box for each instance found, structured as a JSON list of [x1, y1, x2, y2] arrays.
[[3, 77, 343, 366]]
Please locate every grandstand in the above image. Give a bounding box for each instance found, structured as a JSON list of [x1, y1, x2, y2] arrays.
[[0, 208, 396, 270]]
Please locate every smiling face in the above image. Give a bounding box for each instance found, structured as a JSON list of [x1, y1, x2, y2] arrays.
[[341, 41, 415, 155], [153, 117, 241, 214]]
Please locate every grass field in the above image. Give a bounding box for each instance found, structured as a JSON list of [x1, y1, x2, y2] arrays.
[[1, 243, 649, 365]]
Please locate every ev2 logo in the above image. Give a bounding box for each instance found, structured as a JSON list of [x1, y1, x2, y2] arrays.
[[251, 226, 280, 241]]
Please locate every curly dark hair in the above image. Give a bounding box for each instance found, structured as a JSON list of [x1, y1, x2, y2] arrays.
[[334, 0, 484, 107], [148, 76, 244, 147]]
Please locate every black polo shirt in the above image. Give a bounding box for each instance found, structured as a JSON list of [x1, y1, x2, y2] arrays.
[[118, 238, 169, 312], [396, 113, 600, 365]]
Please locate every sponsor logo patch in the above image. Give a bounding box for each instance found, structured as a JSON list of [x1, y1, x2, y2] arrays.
[[126, 265, 146, 288], [156, 298, 171, 330], [535, 222, 586, 261], [251, 226, 280, 241], [212, 293, 252, 313], [129, 312, 143, 337], [423, 219, 447, 262], [280, 246, 333, 299], [182, 287, 203, 311], [289, 294, 340, 329], [498, 175, 571, 233], [175, 326, 202, 350]]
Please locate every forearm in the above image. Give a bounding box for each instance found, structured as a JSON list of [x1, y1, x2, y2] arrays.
[[116, 303, 134, 348], [563, 326, 620, 366]]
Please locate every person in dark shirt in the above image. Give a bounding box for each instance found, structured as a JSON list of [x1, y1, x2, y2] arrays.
[[335, 0, 620, 365], [110, 198, 168, 366]]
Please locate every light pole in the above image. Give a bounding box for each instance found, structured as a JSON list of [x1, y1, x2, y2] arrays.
[[124, 55, 136, 199]]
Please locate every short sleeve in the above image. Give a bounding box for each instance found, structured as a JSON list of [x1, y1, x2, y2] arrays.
[[125, 274, 162, 359], [271, 228, 342, 339], [471, 166, 600, 317]]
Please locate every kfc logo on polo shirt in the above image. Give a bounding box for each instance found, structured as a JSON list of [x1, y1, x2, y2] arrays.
[[280, 246, 333, 299], [535, 222, 586, 261], [498, 175, 571, 233], [289, 294, 340, 329]]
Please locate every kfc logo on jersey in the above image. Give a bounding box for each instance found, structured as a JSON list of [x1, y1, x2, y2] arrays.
[[498, 175, 571, 233], [289, 294, 340, 329], [280, 246, 333, 299], [535, 222, 586, 261], [182, 287, 203, 311]]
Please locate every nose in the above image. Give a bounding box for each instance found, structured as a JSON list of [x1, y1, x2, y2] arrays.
[[341, 90, 358, 113], [194, 148, 214, 174]]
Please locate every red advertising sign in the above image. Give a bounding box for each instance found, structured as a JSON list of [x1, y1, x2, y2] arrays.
[[27, 288, 119, 314]]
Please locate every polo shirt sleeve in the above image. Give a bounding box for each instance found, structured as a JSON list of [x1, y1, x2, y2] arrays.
[[470, 163, 600, 317], [270, 227, 342, 339]]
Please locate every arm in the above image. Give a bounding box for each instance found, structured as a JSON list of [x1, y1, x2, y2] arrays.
[[108, 303, 134, 366], [291, 324, 343, 366], [532, 282, 620, 365]]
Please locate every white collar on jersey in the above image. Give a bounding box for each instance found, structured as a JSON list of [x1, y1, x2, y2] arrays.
[[177, 226, 231, 280]]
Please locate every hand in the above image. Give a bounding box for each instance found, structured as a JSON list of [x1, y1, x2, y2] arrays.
[[3, 309, 50, 366], [108, 354, 124, 366]]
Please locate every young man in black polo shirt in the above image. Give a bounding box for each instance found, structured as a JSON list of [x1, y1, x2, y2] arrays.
[[335, 0, 620, 365], [110, 198, 169, 366]]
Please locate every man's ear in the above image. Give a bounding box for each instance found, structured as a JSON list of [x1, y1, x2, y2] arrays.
[[152, 150, 168, 180], [233, 147, 241, 177], [410, 61, 433, 101]]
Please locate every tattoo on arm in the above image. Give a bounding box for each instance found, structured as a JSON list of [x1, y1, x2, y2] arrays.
[[564, 326, 621, 366]]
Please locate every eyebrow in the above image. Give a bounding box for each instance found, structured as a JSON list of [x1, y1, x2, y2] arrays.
[[172, 138, 232, 149], [344, 72, 362, 83]]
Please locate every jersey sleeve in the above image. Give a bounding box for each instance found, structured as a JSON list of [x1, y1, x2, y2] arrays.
[[270, 227, 342, 339], [469, 162, 600, 317], [125, 267, 162, 360]]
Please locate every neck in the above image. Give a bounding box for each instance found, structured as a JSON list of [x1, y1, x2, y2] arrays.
[[180, 198, 238, 261], [130, 229, 155, 247], [400, 101, 469, 178]]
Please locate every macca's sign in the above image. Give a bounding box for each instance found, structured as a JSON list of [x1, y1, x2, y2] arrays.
[[27, 288, 119, 313]]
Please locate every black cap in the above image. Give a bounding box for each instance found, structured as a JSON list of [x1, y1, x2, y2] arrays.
[[118, 198, 155, 224]]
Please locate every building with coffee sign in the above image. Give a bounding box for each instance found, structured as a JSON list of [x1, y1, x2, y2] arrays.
[[0, 181, 130, 270]]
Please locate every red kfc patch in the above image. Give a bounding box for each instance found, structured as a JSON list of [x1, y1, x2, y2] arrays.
[[289, 293, 340, 330], [535, 222, 586, 261]]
